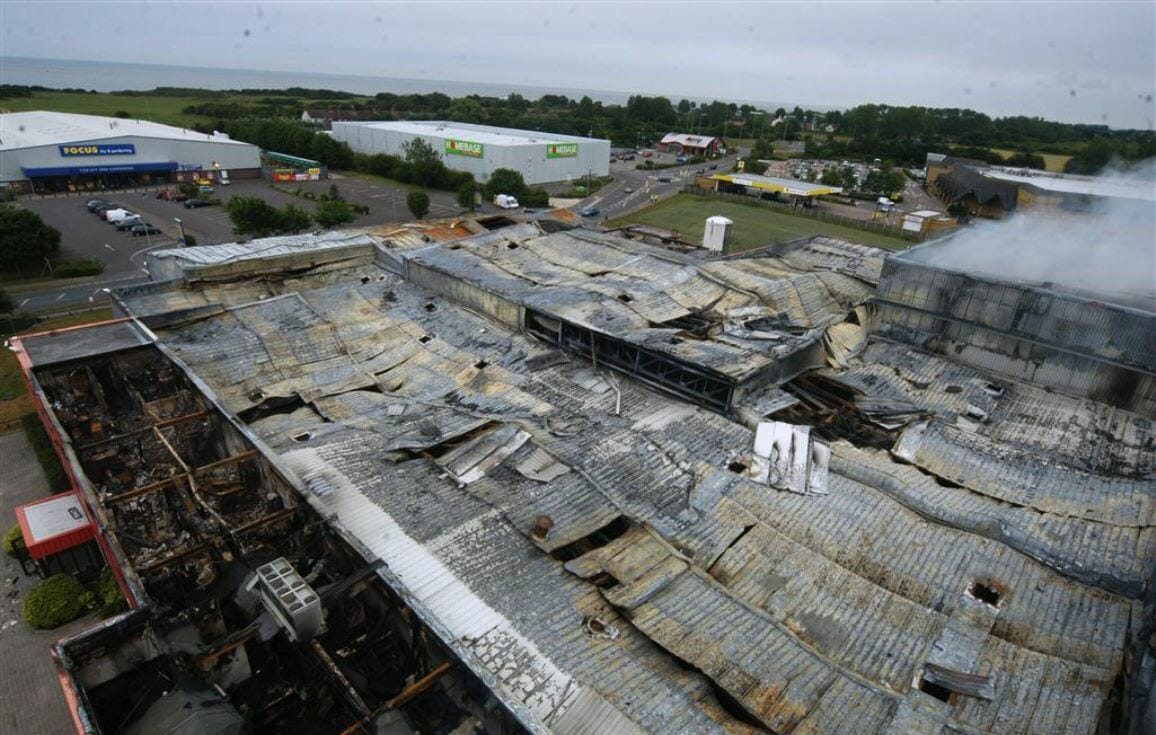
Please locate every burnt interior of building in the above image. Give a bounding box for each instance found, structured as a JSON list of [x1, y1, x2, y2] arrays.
[[40, 346, 522, 735]]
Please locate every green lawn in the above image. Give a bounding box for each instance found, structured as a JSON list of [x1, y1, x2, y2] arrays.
[[606, 195, 911, 251], [991, 148, 1071, 173], [7, 90, 216, 128]]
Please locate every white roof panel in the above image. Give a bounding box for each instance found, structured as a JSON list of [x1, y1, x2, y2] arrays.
[[0, 111, 253, 151], [982, 169, 1156, 203], [341, 120, 605, 147]]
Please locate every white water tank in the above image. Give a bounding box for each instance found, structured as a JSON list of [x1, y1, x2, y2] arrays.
[[703, 216, 733, 252]]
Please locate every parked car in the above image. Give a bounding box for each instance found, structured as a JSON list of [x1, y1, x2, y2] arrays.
[[641, 151, 653, 158], [184, 198, 211, 209], [91, 201, 116, 215], [115, 216, 145, 231], [621, 154, 635, 161], [676, 156, 689, 164], [708, 164, 718, 170], [131, 223, 162, 236], [104, 208, 135, 223], [580, 206, 600, 217], [623, 186, 633, 194], [695, 168, 706, 174], [85, 198, 109, 212], [198, 185, 215, 195]]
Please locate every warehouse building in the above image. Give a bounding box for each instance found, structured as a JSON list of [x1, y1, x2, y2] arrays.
[[331, 120, 610, 185], [11, 214, 1155, 734], [0, 111, 261, 194]]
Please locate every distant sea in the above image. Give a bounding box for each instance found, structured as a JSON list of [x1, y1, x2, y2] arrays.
[[0, 55, 810, 113]]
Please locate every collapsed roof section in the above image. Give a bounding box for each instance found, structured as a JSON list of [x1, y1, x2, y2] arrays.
[[14, 326, 525, 735], [875, 240, 1156, 417], [80, 222, 1155, 733]]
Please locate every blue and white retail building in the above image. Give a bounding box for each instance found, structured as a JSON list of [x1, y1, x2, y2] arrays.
[[0, 111, 261, 193]]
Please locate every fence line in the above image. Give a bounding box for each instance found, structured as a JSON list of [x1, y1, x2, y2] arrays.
[[681, 187, 923, 241]]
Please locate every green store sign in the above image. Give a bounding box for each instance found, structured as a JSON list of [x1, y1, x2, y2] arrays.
[[445, 139, 484, 157], [547, 143, 579, 159]]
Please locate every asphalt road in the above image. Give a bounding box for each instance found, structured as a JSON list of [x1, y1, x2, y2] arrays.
[[582, 150, 742, 223]]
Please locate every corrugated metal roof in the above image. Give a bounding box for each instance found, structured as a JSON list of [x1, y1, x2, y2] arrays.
[[108, 223, 1154, 735]]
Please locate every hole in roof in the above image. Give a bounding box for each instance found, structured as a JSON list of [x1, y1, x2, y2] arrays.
[[967, 579, 1003, 607], [549, 516, 631, 562], [291, 431, 312, 442], [617, 294, 633, 303], [669, 337, 682, 345], [419, 334, 433, 344], [727, 460, 748, 474], [945, 384, 963, 394], [474, 360, 489, 369], [360, 276, 371, 284], [918, 675, 953, 703], [507, 242, 519, 250], [423, 302, 437, 312]]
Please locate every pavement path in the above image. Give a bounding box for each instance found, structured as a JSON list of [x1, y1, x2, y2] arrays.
[[0, 429, 96, 735]]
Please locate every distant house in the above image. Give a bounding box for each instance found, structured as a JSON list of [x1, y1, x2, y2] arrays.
[[657, 133, 724, 157]]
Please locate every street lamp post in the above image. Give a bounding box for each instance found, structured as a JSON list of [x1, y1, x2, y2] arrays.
[[173, 217, 188, 247]]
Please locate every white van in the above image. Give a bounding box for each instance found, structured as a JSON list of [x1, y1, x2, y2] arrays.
[[494, 194, 519, 209], [104, 208, 135, 223]]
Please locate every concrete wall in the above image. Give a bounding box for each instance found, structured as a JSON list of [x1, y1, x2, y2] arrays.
[[2, 135, 261, 182]]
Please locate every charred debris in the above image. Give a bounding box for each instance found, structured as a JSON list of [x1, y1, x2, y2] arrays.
[[40, 346, 517, 735], [15, 221, 1155, 735]]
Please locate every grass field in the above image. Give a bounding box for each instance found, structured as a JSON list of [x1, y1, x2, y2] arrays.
[[992, 148, 1071, 173], [606, 195, 911, 251], [0, 308, 114, 428], [3, 90, 215, 128]]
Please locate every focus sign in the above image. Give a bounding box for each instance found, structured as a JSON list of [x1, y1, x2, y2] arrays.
[[445, 139, 484, 157], [546, 143, 578, 158], [59, 144, 136, 157]]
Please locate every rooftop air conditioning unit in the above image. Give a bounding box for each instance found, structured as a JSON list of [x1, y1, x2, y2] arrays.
[[249, 557, 324, 641]]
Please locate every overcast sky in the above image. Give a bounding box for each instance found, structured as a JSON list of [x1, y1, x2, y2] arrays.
[[3, 1, 1154, 129]]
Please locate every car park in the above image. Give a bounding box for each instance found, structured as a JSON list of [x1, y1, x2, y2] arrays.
[[184, 198, 211, 209], [131, 223, 162, 236]]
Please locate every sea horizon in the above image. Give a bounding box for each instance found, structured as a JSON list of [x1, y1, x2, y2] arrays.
[[1, 55, 822, 116]]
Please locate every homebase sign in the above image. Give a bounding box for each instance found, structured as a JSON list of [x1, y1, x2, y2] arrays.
[[445, 139, 484, 157], [547, 143, 578, 159], [59, 144, 136, 157]]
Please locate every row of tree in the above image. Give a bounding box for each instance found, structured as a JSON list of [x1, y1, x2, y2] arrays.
[[225, 184, 363, 237]]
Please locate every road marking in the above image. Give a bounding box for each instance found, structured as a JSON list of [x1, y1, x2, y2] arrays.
[[18, 298, 29, 307], [104, 243, 116, 252], [55, 293, 65, 302]]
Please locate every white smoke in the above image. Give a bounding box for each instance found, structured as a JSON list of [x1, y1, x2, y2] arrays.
[[913, 159, 1156, 311]]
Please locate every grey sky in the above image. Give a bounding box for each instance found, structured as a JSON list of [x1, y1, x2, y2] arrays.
[[3, 1, 1154, 128]]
